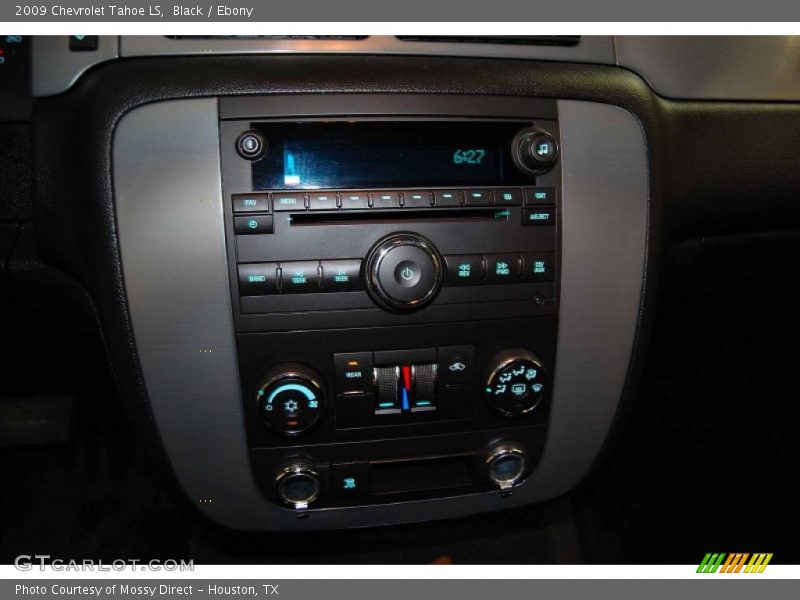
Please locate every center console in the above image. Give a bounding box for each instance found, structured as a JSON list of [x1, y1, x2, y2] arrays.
[[112, 93, 648, 530]]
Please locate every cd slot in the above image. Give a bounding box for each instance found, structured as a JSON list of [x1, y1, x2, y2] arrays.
[[290, 208, 511, 226]]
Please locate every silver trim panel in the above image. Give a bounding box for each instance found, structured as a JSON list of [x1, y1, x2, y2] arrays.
[[113, 98, 647, 530]]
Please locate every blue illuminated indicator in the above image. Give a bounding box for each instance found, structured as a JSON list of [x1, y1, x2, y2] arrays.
[[453, 149, 487, 164], [343, 478, 357, 490], [247, 219, 258, 229], [415, 400, 432, 406], [266, 383, 315, 407], [401, 388, 410, 412], [283, 150, 300, 186], [378, 402, 395, 408], [248, 275, 266, 283]]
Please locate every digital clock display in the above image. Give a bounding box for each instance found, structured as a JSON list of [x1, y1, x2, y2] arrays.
[[251, 121, 533, 190]]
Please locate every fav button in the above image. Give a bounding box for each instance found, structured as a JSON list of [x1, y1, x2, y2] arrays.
[[334, 352, 374, 395], [232, 193, 270, 213], [280, 261, 321, 293], [321, 259, 362, 292]]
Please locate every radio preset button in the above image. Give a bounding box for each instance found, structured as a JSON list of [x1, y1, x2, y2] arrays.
[[522, 207, 555, 226], [272, 192, 306, 211], [464, 189, 494, 207], [402, 191, 433, 208], [524, 187, 556, 205], [279, 261, 321, 293], [308, 192, 339, 211], [434, 190, 464, 207], [234, 214, 274, 235], [232, 193, 270, 213], [486, 254, 521, 283], [444, 254, 485, 286], [321, 259, 362, 292], [522, 253, 555, 282], [370, 191, 402, 209], [340, 192, 370, 210], [493, 188, 523, 207], [238, 263, 279, 295]]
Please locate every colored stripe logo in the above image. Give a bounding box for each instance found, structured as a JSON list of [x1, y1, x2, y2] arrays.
[[697, 553, 773, 573]]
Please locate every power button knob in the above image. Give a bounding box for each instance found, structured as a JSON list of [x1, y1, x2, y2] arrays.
[[365, 233, 443, 311]]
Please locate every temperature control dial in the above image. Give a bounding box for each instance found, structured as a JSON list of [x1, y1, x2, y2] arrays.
[[484, 349, 547, 418], [255, 364, 325, 436]]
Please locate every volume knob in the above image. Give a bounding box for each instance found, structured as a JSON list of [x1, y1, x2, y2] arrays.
[[365, 232, 443, 312]]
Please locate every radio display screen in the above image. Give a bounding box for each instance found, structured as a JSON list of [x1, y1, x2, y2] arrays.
[[251, 121, 533, 190]]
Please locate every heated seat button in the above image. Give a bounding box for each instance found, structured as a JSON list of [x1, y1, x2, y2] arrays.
[[522, 207, 556, 226], [444, 254, 485, 286], [234, 215, 274, 234], [330, 462, 369, 499], [321, 259, 362, 292], [238, 263, 279, 295], [280, 261, 321, 293], [522, 252, 555, 282], [334, 352, 374, 395], [438, 345, 475, 387], [486, 253, 521, 283]]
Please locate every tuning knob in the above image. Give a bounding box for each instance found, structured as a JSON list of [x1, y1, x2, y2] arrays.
[[365, 232, 443, 312], [512, 127, 559, 175], [255, 363, 325, 436], [484, 349, 547, 418]]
